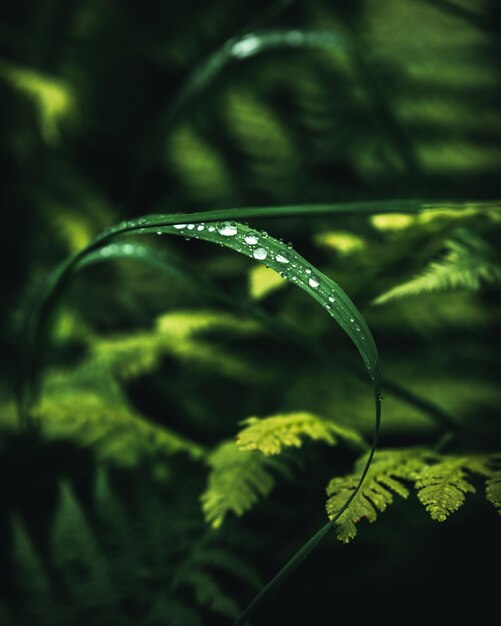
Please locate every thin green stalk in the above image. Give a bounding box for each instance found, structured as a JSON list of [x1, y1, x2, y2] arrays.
[[19, 198, 496, 426], [233, 389, 381, 625]]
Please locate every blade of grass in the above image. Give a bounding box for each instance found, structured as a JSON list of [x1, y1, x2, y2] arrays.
[[132, 29, 347, 197], [18, 215, 383, 625], [19, 197, 497, 427], [233, 390, 380, 626], [83, 240, 461, 435]]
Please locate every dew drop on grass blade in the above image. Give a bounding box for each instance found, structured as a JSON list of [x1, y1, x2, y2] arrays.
[[19, 214, 382, 625]]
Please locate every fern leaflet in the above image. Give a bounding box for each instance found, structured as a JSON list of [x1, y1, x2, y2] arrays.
[[201, 441, 290, 528], [414, 456, 492, 521], [374, 233, 501, 304], [237, 412, 366, 456], [486, 472, 501, 515], [326, 450, 427, 542]]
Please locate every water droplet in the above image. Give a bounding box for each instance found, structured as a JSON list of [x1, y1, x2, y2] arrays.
[[260, 231, 269, 239], [253, 247, 268, 260], [328, 296, 336, 303], [244, 233, 259, 245], [275, 252, 291, 264], [208, 226, 215, 232], [217, 221, 238, 236], [354, 325, 361, 332], [305, 268, 312, 275], [122, 244, 134, 254], [197, 224, 205, 231], [308, 275, 320, 288], [350, 317, 355, 322], [287, 242, 293, 249], [232, 35, 262, 59], [325, 304, 331, 310], [187, 224, 195, 230], [173, 224, 186, 230]]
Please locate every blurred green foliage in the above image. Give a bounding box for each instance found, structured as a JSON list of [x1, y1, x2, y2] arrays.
[[1, 0, 500, 624]]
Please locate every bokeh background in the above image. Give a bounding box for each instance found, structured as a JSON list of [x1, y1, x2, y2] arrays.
[[0, 1, 500, 624]]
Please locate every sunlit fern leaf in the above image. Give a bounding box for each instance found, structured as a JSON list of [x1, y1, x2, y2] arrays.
[[35, 388, 205, 466], [326, 450, 428, 542], [414, 456, 492, 522], [237, 412, 366, 456], [486, 472, 501, 515], [374, 232, 501, 305], [31, 309, 265, 467], [0, 61, 75, 144], [88, 310, 260, 382], [201, 441, 290, 529]]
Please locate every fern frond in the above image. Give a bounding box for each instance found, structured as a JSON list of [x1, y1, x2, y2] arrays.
[[237, 412, 366, 456], [195, 547, 262, 590], [201, 441, 288, 529], [414, 456, 491, 521], [11, 516, 56, 621], [89, 310, 260, 381], [51, 481, 117, 610], [181, 570, 240, 618], [35, 389, 205, 466], [486, 472, 501, 515], [143, 597, 203, 626], [326, 450, 427, 542], [374, 234, 501, 305]]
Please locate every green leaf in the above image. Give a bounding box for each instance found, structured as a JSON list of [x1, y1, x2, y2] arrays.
[[486, 472, 501, 515], [19, 207, 385, 626], [237, 412, 366, 456], [415, 456, 491, 521], [374, 232, 501, 305], [51, 482, 117, 610], [201, 441, 289, 529], [326, 450, 427, 542]]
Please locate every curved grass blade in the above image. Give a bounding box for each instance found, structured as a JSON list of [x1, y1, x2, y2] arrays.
[[80, 240, 455, 435], [18, 214, 382, 625], [168, 29, 345, 121], [19, 196, 493, 424], [132, 29, 346, 195], [115, 220, 380, 383], [234, 397, 380, 626]]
